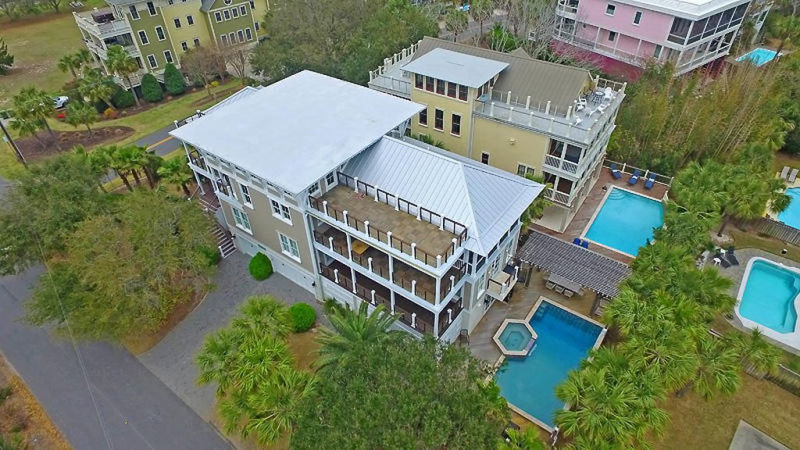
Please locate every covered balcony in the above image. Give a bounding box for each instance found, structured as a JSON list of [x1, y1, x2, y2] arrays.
[[74, 9, 131, 39], [309, 173, 468, 269], [486, 260, 521, 302]]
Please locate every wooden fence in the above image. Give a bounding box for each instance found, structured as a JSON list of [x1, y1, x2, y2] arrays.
[[749, 218, 800, 246], [765, 364, 800, 397]]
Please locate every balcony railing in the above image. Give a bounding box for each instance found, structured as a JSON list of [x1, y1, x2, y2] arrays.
[[544, 154, 579, 175], [188, 149, 207, 172], [74, 11, 131, 37], [438, 297, 464, 337]]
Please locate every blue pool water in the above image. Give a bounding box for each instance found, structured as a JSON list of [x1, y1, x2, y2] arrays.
[[737, 48, 778, 67], [584, 187, 664, 256], [740, 259, 799, 334], [499, 323, 533, 352], [778, 188, 800, 230], [495, 302, 603, 427]]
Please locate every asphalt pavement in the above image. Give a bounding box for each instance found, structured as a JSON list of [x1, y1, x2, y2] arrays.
[[136, 124, 180, 156]]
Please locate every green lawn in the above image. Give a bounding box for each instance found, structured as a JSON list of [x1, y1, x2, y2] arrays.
[[729, 228, 800, 264], [0, 12, 85, 109]]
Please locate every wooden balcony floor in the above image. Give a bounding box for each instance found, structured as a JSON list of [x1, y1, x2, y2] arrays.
[[321, 186, 457, 259]]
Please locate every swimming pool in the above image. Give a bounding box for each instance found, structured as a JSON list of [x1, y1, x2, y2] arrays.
[[736, 257, 800, 351], [778, 187, 800, 229], [737, 48, 779, 67], [583, 187, 664, 256], [494, 299, 605, 430]]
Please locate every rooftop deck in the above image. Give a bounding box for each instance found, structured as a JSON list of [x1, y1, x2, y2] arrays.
[[312, 184, 462, 268]]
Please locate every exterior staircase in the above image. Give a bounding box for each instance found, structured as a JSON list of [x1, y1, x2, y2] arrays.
[[212, 224, 237, 259]]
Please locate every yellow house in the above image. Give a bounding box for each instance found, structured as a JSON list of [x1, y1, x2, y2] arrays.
[[370, 37, 627, 232]]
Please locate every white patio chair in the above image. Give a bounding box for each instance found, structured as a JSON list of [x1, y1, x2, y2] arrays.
[[790, 168, 799, 183], [780, 166, 790, 180]]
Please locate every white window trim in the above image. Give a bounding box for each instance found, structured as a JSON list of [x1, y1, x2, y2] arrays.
[[476, 270, 487, 297], [633, 10, 642, 26], [180, 41, 188, 51], [450, 113, 461, 137], [146, 53, 158, 69], [155, 25, 166, 41], [240, 183, 253, 208], [231, 207, 252, 233], [223, 9, 231, 20], [129, 5, 140, 20], [232, 7, 239, 17], [278, 232, 301, 263], [517, 163, 535, 178], [146, 1, 157, 16], [214, 11, 222, 22], [433, 108, 444, 131], [174, 17, 181, 28], [187, 14, 194, 25], [270, 198, 292, 224], [240, 5, 247, 15], [163, 50, 173, 64], [138, 30, 149, 45], [481, 152, 490, 164], [245, 27, 253, 41], [605, 3, 615, 16], [418, 108, 428, 127], [237, 29, 244, 42]]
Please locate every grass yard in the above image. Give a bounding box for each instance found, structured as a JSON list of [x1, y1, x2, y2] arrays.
[[655, 375, 800, 450], [0, 13, 85, 109], [729, 228, 800, 264]]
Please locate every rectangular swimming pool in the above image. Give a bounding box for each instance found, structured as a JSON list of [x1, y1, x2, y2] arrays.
[[583, 186, 664, 256], [737, 48, 779, 67], [736, 257, 800, 351], [494, 299, 605, 430]]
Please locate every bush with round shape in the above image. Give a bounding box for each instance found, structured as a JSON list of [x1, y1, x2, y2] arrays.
[[248, 252, 273, 280], [141, 73, 164, 102], [163, 63, 187, 96], [289, 302, 316, 332], [112, 89, 136, 109]]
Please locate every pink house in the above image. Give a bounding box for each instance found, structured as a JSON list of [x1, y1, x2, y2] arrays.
[[553, 0, 772, 77]]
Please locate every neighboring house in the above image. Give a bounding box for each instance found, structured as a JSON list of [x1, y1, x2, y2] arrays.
[[170, 71, 543, 340], [368, 37, 625, 232], [73, 0, 269, 86], [552, 0, 772, 76]]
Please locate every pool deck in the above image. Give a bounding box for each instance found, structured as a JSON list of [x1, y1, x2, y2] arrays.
[[714, 248, 800, 356], [533, 169, 668, 264]]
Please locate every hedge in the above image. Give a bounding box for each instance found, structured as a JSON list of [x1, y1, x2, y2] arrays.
[[112, 89, 136, 109], [141, 73, 163, 102], [248, 252, 273, 280], [289, 303, 316, 332], [163, 63, 186, 96]]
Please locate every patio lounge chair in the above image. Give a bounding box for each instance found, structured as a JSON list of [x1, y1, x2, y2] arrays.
[[629, 169, 642, 185], [545, 281, 556, 290], [727, 246, 740, 266], [780, 166, 791, 180], [714, 251, 731, 268], [580, 240, 589, 249], [610, 163, 622, 180], [573, 237, 582, 246], [644, 173, 657, 190], [790, 168, 799, 183], [564, 289, 574, 298], [554, 286, 565, 294]]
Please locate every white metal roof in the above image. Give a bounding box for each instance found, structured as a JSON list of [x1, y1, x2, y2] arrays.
[[401, 48, 509, 88], [170, 71, 424, 193], [343, 136, 543, 256], [616, 0, 751, 19]]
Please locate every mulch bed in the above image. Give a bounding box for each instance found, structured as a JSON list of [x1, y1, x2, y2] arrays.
[[17, 126, 134, 161]]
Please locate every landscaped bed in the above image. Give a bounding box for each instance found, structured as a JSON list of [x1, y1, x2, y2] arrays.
[[16, 126, 134, 161]]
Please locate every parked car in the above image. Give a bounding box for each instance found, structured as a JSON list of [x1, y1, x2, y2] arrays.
[[53, 96, 69, 109]]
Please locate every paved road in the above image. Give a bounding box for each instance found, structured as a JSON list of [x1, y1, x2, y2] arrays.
[[0, 177, 231, 450], [136, 124, 180, 157]]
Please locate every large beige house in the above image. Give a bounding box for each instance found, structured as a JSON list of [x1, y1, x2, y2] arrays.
[[369, 37, 626, 232], [170, 71, 542, 339]]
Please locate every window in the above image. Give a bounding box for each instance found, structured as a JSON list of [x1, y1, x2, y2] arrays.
[[138, 30, 149, 45], [415, 73, 423, 89], [425, 76, 434, 92], [326, 172, 335, 185], [214, 11, 222, 22], [155, 26, 165, 41], [168, 0, 173, 5], [434, 109, 444, 131], [517, 164, 535, 177], [228, 32, 236, 43], [237, 29, 244, 42], [180, 41, 188, 51], [240, 5, 247, 15], [447, 82, 457, 98], [129, 5, 139, 19], [187, 14, 194, 25], [193, 38, 200, 47], [240, 183, 252, 205], [308, 182, 319, 195], [146, 1, 156, 15], [232, 207, 251, 232], [254, 22, 260, 31], [231, 7, 238, 17], [245, 28, 252, 40], [608, 31, 617, 42], [164, 50, 173, 64], [435, 78, 445, 95], [278, 233, 301, 261], [476, 271, 487, 296], [633, 10, 642, 25], [605, 3, 615, 15], [418, 108, 428, 126], [249, 0, 254, 8], [270, 199, 292, 223], [654, 44, 663, 58], [174, 17, 181, 28], [146, 54, 157, 68], [220, 34, 228, 45], [458, 84, 468, 101], [223, 9, 230, 20], [451, 113, 461, 136], [481, 152, 490, 164]]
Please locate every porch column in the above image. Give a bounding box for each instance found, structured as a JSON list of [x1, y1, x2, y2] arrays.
[[433, 311, 439, 338], [435, 276, 441, 305], [388, 255, 395, 283], [390, 290, 396, 313]]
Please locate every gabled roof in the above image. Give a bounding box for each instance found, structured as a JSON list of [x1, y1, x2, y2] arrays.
[[410, 37, 591, 115], [401, 48, 509, 88], [343, 136, 543, 256], [170, 71, 424, 194]]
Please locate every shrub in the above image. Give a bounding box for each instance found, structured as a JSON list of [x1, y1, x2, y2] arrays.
[[102, 108, 118, 119], [163, 63, 187, 96], [141, 73, 163, 102], [248, 252, 273, 280], [289, 302, 316, 332], [112, 89, 136, 109], [199, 246, 221, 266]]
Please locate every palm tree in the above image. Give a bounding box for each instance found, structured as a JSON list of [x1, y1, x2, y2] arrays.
[[75, 145, 110, 192], [732, 329, 781, 376], [106, 45, 141, 107], [773, 15, 800, 57], [78, 69, 116, 112], [58, 53, 79, 80], [158, 156, 194, 196], [12, 87, 59, 144], [231, 295, 291, 337], [521, 174, 552, 227], [104, 145, 133, 191], [445, 9, 469, 42], [677, 335, 740, 399], [471, 0, 493, 39], [623, 322, 699, 391], [315, 302, 397, 373], [498, 427, 547, 450]]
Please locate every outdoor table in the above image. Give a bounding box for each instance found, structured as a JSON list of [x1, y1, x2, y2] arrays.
[[547, 272, 582, 294]]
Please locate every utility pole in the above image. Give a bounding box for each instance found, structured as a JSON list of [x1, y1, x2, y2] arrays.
[[0, 119, 27, 169]]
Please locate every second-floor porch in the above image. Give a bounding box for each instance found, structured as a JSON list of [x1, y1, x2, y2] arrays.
[[74, 9, 131, 40]]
